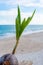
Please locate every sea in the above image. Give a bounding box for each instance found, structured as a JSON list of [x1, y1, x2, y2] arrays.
[[0, 25, 43, 39]]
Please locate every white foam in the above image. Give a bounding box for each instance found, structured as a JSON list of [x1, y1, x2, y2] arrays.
[[22, 30, 43, 35], [0, 33, 15, 39]]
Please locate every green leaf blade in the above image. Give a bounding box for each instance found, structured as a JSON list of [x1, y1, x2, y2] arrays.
[[19, 9, 36, 37], [16, 17, 19, 40], [16, 6, 21, 40], [18, 6, 21, 25]]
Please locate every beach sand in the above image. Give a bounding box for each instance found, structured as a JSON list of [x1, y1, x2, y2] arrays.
[[0, 32, 43, 65]]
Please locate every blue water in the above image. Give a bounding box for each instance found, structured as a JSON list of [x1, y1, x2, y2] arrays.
[[0, 25, 15, 36], [0, 25, 43, 38]]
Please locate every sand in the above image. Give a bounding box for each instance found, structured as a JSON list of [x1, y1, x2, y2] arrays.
[[0, 31, 43, 65]]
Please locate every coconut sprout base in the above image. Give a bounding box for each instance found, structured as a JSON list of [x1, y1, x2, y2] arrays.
[[0, 54, 18, 65]]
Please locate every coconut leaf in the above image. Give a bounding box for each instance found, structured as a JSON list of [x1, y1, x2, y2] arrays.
[[18, 6, 21, 25], [16, 17, 19, 40], [19, 9, 36, 37], [16, 6, 21, 40], [16, 6, 36, 40]]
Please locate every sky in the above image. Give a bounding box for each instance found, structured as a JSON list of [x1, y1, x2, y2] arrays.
[[0, 0, 43, 25]]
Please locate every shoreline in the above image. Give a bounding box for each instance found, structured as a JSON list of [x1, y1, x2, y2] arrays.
[[0, 30, 43, 39], [23, 30, 43, 35]]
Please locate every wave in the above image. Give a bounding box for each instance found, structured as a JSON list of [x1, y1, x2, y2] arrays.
[[0, 30, 43, 39], [22, 30, 43, 35], [0, 33, 15, 39]]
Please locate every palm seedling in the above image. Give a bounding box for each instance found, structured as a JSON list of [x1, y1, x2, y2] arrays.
[[12, 6, 36, 54], [0, 6, 36, 65]]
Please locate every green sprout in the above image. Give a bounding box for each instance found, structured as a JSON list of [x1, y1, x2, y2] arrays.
[[12, 6, 36, 54]]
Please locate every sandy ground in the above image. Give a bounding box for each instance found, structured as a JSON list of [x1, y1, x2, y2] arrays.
[[0, 32, 43, 65]]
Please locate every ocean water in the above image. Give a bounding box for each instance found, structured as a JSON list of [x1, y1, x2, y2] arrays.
[[0, 25, 43, 38], [0, 25, 15, 38]]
